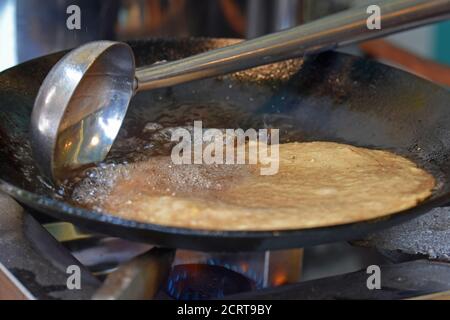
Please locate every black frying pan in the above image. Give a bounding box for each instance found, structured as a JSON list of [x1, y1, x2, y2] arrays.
[[1, 38, 450, 252]]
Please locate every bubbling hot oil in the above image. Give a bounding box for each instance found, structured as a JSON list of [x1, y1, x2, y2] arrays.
[[71, 159, 253, 211], [63, 122, 256, 210]]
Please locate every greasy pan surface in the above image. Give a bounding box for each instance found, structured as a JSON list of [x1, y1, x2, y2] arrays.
[[1, 38, 450, 251]]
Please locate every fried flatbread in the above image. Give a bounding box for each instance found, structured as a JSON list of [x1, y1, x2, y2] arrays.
[[71, 142, 435, 231]]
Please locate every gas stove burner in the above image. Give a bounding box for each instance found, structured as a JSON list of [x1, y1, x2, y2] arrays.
[[165, 264, 256, 300]]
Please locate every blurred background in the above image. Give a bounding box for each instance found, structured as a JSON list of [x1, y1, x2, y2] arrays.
[[1, 0, 450, 84]]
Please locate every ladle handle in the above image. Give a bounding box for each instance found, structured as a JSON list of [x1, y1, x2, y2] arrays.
[[135, 0, 450, 92]]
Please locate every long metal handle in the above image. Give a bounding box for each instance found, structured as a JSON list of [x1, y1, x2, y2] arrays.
[[135, 0, 450, 92]]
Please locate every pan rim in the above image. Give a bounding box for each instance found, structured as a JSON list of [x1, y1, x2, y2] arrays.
[[1, 178, 449, 238]]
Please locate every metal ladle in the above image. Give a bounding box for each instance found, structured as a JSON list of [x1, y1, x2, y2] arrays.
[[31, 0, 450, 183]]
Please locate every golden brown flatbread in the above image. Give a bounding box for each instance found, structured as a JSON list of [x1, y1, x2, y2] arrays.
[[71, 142, 435, 231]]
